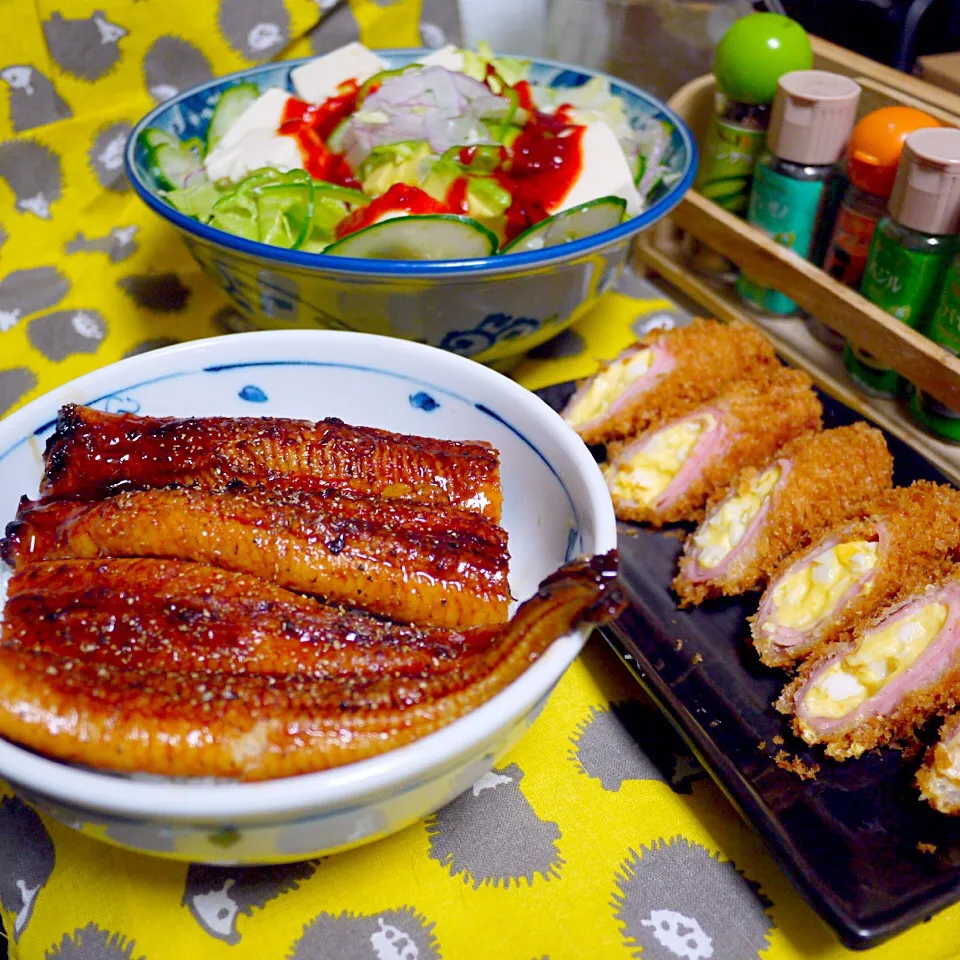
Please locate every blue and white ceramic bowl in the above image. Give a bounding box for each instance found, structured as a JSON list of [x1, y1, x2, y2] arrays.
[[0, 330, 616, 864], [126, 51, 696, 371]]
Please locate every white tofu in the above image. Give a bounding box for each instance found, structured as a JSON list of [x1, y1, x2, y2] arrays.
[[418, 44, 466, 73], [205, 130, 303, 183], [551, 121, 642, 217], [290, 42, 387, 105], [204, 88, 302, 183]]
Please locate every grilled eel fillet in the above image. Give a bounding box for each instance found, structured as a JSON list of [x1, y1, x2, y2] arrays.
[[41, 404, 503, 522], [0, 552, 623, 780], [2, 559, 500, 680], [1, 485, 511, 629]]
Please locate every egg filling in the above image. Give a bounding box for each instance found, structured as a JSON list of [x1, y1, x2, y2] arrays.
[[803, 602, 949, 720], [765, 540, 878, 633], [608, 414, 716, 506], [565, 349, 654, 427], [692, 464, 781, 570]]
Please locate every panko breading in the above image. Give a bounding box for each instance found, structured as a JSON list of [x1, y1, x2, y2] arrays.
[[752, 482, 960, 668], [917, 713, 960, 814], [673, 423, 894, 606], [561, 318, 779, 446], [777, 574, 960, 760], [605, 367, 822, 527]]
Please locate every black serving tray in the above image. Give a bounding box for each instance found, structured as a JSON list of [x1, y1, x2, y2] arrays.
[[537, 381, 960, 950]]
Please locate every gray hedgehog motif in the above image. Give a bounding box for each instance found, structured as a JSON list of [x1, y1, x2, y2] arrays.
[[571, 700, 704, 794], [0, 266, 71, 333], [0, 139, 63, 218], [0, 795, 56, 941], [0, 367, 38, 417], [0, 221, 7, 250], [183, 860, 318, 944], [28, 309, 107, 361], [46, 923, 144, 960], [309, 0, 362, 55], [419, 0, 461, 48], [118, 272, 191, 312], [143, 36, 213, 103], [123, 337, 180, 358], [612, 838, 774, 960], [89, 123, 133, 192], [288, 906, 440, 960], [425, 762, 563, 889], [218, 0, 290, 61], [527, 327, 586, 361], [1, 65, 72, 132], [43, 12, 128, 83], [66, 225, 138, 263]]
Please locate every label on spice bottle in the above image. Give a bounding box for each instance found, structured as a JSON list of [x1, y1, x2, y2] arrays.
[[736, 163, 826, 315], [695, 117, 767, 215], [845, 228, 952, 397], [823, 203, 880, 288]]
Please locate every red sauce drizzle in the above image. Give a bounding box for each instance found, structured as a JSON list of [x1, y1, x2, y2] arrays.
[[335, 183, 452, 239], [446, 177, 470, 214], [280, 83, 361, 188]]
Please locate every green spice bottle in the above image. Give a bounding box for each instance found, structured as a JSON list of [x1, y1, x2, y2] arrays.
[[737, 70, 861, 316], [909, 253, 960, 440], [844, 128, 960, 398]]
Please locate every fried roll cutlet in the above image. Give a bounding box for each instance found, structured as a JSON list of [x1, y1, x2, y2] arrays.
[[0, 552, 624, 780], [778, 571, 960, 759], [673, 423, 893, 606], [605, 367, 821, 527], [3, 559, 500, 681], [917, 713, 960, 814], [1, 486, 511, 629], [752, 483, 960, 668], [561, 318, 778, 446], [40, 404, 503, 522]]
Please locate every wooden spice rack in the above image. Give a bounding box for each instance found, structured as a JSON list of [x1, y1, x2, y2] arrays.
[[635, 35, 960, 484]]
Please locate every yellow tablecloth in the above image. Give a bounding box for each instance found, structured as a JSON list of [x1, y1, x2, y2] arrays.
[[3, 4, 960, 958]]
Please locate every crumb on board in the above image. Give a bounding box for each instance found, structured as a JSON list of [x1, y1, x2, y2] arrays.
[[675, 638, 684, 651], [917, 842, 938, 855], [772, 735, 784, 745], [662, 528, 686, 541], [774, 750, 820, 780], [758, 741, 766, 751], [692, 653, 703, 664], [709, 720, 720, 728]]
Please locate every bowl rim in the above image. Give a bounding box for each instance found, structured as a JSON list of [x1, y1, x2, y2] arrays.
[[0, 329, 617, 823], [124, 48, 698, 278]]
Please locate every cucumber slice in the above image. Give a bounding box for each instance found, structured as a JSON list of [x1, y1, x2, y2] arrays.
[[140, 127, 178, 150], [313, 182, 369, 206], [502, 197, 626, 254], [150, 142, 202, 190], [255, 182, 313, 249], [208, 190, 259, 240], [206, 82, 260, 153], [165, 180, 222, 221], [326, 118, 350, 153], [325, 215, 498, 260]]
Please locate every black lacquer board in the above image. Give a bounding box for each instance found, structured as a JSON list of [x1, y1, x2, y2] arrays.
[[537, 381, 960, 950]]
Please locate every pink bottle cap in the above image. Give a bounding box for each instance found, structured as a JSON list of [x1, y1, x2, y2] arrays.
[[889, 127, 960, 235], [767, 70, 861, 166]]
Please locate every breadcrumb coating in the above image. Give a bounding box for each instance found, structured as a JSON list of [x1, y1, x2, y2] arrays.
[[564, 318, 779, 446], [607, 367, 822, 527], [917, 713, 960, 814], [673, 423, 893, 606], [751, 482, 960, 668]]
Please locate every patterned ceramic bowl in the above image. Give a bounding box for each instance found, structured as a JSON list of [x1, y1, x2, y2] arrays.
[[125, 51, 696, 371], [0, 329, 616, 863]]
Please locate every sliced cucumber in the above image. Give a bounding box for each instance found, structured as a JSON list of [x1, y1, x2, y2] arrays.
[[255, 182, 313, 249], [313, 182, 369, 206], [324, 215, 498, 260], [140, 127, 178, 150], [502, 197, 626, 254], [149, 142, 202, 190], [165, 180, 222, 220], [206, 83, 260, 153], [208, 190, 259, 240], [326, 118, 350, 153]]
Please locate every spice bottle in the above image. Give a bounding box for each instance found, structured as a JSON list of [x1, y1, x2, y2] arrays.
[[808, 106, 940, 350], [844, 127, 960, 398], [909, 254, 960, 440], [736, 70, 861, 316]]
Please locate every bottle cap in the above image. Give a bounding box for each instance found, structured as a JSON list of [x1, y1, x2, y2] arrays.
[[847, 106, 940, 197], [890, 128, 960, 234], [767, 71, 861, 166], [713, 13, 813, 105]]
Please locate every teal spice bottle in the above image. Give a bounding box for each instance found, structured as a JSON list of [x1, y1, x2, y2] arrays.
[[737, 70, 861, 316], [909, 252, 960, 440], [844, 127, 960, 398]]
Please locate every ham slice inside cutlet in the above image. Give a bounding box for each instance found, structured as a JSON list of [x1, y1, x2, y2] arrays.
[[780, 578, 960, 759]]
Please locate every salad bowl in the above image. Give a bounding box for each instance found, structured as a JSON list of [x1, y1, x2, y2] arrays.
[[0, 329, 616, 863], [125, 49, 696, 370]]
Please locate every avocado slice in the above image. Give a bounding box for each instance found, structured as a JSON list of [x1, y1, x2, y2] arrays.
[[421, 156, 512, 230], [359, 140, 433, 197]]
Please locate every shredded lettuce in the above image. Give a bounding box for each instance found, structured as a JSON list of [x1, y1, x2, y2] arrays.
[[461, 41, 530, 88]]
